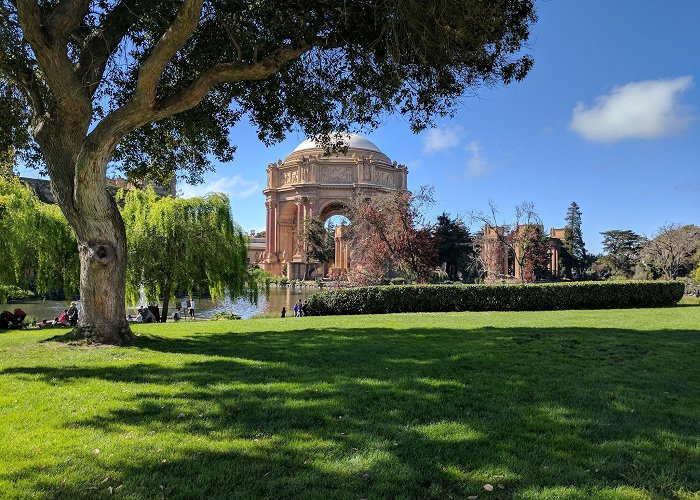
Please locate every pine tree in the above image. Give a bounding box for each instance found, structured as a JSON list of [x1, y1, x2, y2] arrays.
[[563, 202, 587, 279]]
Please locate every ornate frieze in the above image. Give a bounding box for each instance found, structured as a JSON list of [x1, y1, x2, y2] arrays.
[[280, 169, 299, 185], [321, 165, 354, 183], [374, 169, 395, 188]]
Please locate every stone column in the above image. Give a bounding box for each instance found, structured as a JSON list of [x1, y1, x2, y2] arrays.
[[294, 197, 304, 259], [514, 243, 523, 280], [265, 201, 272, 255], [335, 227, 341, 269], [342, 240, 348, 270], [308, 197, 317, 219], [271, 200, 278, 256]]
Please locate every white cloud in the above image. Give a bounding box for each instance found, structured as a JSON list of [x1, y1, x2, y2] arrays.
[[465, 141, 490, 177], [570, 76, 694, 142], [422, 125, 465, 153], [180, 175, 260, 200]]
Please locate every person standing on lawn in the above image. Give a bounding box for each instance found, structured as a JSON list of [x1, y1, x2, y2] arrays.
[[189, 296, 196, 319]]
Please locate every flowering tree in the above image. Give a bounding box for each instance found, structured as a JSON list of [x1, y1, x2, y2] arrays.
[[347, 187, 437, 285]]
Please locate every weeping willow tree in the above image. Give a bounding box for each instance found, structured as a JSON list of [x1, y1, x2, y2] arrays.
[[0, 175, 79, 302], [119, 187, 251, 321]]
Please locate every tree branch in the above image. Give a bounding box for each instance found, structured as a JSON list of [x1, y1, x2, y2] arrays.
[[16, 0, 90, 119], [0, 56, 45, 118], [74, 0, 137, 97], [153, 43, 313, 118], [45, 0, 89, 43], [133, 0, 204, 107]]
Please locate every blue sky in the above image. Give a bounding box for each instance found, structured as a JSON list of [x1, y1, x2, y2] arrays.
[[180, 1, 699, 254]]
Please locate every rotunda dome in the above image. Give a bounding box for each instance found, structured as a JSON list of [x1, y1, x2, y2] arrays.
[[291, 133, 382, 154]]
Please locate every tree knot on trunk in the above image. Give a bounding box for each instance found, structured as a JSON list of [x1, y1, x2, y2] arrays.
[[81, 241, 117, 264]]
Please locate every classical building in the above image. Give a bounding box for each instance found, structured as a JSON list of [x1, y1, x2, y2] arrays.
[[481, 225, 566, 281], [246, 231, 267, 265], [256, 134, 408, 279], [20, 176, 175, 204]]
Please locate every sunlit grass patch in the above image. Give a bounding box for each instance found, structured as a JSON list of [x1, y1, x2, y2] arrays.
[[0, 306, 698, 498]]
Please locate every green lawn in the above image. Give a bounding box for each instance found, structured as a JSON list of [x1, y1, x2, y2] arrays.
[[1, 307, 698, 499]]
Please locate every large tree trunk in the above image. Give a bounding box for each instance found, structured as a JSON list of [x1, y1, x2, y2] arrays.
[[76, 213, 133, 344], [41, 129, 133, 345]]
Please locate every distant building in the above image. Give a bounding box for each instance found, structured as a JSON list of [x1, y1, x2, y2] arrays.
[[20, 176, 175, 205], [481, 225, 566, 281], [246, 231, 266, 265]]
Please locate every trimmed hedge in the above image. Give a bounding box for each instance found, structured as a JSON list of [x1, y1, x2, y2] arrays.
[[306, 281, 685, 316]]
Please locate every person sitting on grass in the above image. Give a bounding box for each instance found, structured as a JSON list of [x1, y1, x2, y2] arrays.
[[138, 306, 156, 324], [36, 317, 60, 328], [0, 311, 13, 330], [0, 310, 27, 329], [67, 302, 79, 326]]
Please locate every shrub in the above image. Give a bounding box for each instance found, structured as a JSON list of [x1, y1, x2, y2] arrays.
[[0, 285, 34, 305], [306, 281, 684, 316], [209, 311, 242, 321]]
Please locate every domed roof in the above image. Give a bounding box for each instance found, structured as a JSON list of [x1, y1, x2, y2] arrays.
[[291, 133, 382, 154]]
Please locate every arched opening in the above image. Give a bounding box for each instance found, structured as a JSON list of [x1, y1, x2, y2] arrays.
[[277, 201, 299, 265], [312, 203, 351, 277]]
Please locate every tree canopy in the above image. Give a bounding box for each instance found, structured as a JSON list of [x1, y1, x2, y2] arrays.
[[119, 187, 251, 320], [0, 175, 79, 300], [640, 223, 700, 280], [0, 0, 537, 343], [600, 229, 645, 278], [347, 187, 437, 285], [434, 213, 476, 282], [563, 201, 586, 279], [1, 0, 536, 180]]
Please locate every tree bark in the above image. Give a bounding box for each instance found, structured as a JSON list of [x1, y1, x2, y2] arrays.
[[40, 128, 133, 345], [161, 281, 172, 323], [75, 211, 133, 344]]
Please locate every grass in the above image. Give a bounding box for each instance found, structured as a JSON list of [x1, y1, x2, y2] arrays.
[[0, 307, 699, 499]]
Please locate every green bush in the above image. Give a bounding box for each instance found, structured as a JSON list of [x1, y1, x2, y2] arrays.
[[0, 285, 34, 305], [209, 311, 242, 321], [306, 281, 684, 316]]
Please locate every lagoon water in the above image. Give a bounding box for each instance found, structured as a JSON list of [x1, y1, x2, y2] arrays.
[[6, 286, 319, 322]]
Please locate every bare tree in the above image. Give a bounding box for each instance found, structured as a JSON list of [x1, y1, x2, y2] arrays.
[[471, 201, 547, 282], [641, 223, 700, 280]]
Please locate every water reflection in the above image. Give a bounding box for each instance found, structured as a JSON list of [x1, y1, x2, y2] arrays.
[[5, 287, 321, 321]]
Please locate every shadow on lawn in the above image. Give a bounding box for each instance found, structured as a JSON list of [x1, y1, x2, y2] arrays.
[[2, 324, 699, 499]]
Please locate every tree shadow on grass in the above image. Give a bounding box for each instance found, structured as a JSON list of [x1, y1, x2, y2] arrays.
[[2, 325, 699, 499]]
